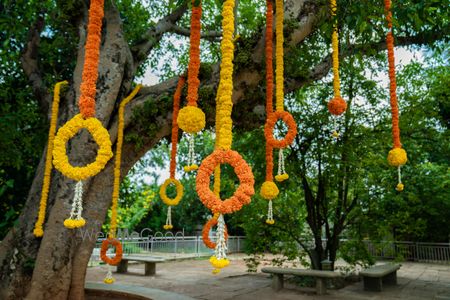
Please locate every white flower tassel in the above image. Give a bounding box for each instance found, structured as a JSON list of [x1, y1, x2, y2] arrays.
[[63, 181, 86, 229], [331, 117, 340, 139], [210, 214, 230, 274], [164, 206, 173, 230], [275, 149, 289, 182], [266, 200, 274, 225], [184, 134, 198, 172], [104, 265, 115, 284], [396, 166, 404, 191]]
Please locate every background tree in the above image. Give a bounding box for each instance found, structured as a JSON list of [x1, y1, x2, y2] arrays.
[[0, 0, 448, 298]]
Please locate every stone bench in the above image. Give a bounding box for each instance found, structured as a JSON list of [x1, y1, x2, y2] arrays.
[[261, 267, 342, 295], [360, 263, 401, 292], [117, 256, 165, 276]]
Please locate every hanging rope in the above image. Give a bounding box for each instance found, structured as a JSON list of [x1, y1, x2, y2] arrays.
[[384, 0, 407, 191]]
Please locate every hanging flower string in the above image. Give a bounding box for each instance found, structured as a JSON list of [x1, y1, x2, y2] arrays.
[[160, 77, 186, 230], [33, 80, 68, 237], [100, 84, 141, 284], [327, 0, 347, 138], [178, 0, 205, 172], [385, 0, 407, 191], [260, 0, 278, 225], [53, 0, 113, 229], [197, 0, 255, 274], [263, 0, 297, 184]]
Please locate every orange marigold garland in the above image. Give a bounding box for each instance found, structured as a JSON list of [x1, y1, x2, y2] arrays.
[[178, 0, 205, 172], [101, 84, 142, 284], [263, 0, 297, 185], [196, 0, 255, 274], [160, 77, 186, 230], [385, 0, 407, 191], [53, 0, 113, 229], [327, 0, 347, 139], [260, 0, 278, 225]]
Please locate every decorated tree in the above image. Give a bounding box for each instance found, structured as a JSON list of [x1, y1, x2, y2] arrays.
[[0, 0, 447, 298]]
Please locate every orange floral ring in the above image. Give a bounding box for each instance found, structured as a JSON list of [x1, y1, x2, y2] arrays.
[[100, 238, 123, 266], [196, 149, 255, 214], [264, 111, 297, 148], [202, 215, 229, 249]]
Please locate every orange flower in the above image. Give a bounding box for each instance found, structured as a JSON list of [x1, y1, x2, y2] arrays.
[[187, 1, 202, 107], [264, 0, 274, 181], [264, 111, 297, 149], [100, 238, 123, 266], [196, 149, 255, 214], [170, 77, 186, 178], [78, 0, 104, 118], [327, 96, 347, 116], [202, 214, 229, 249]]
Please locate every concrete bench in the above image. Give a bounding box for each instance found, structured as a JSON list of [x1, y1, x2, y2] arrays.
[[117, 256, 165, 276], [261, 267, 342, 295], [360, 263, 401, 292]]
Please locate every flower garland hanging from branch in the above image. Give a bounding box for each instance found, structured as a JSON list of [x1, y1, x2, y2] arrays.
[[53, 0, 113, 229], [33, 80, 68, 237], [100, 84, 142, 284], [263, 0, 297, 183], [159, 77, 186, 230], [260, 0, 278, 225], [177, 0, 205, 172], [327, 0, 347, 138], [196, 0, 255, 274], [384, 0, 407, 191]]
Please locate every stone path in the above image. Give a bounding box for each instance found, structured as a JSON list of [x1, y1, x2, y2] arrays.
[[86, 254, 450, 300]]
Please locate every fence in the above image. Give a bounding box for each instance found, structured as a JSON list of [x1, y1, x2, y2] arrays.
[[363, 240, 450, 264], [89, 236, 246, 265]]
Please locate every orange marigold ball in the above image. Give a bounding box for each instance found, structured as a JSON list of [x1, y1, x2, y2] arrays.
[[327, 96, 347, 116]]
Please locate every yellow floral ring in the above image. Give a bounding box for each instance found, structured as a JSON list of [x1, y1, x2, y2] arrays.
[[159, 178, 184, 206], [53, 114, 113, 181]]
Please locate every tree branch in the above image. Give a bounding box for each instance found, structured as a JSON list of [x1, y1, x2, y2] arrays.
[[170, 24, 222, 41], [131, 2, 189, 67], [20, 17, 49, 115]]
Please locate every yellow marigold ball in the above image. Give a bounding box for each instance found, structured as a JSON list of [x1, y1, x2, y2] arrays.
[[266, 219, 275, 225], [387, 148, 408, 167], [64, 219, 76, 229], [396, 183, 404, 192], [260, 181, 279, 200], [104, 277, 115, 284], [209, 256, 230, 269], [177, 106, 205, 134], [163, 224, 173, 230], [275, 173, 289, 182]]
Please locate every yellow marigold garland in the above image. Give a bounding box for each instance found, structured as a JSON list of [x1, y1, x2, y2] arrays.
[[33, 80, 68, 237], [100, 84, 141, 284], [196, 0, 255, 274]]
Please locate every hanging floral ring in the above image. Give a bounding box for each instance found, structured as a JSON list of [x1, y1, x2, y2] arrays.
[[159, 178, 184, 206], [53, 114, 113, 181], [100, 238, 123, 266], [202, 215, 229, 249], [264, 111, 297, 149], [196, 149, 255, 214]]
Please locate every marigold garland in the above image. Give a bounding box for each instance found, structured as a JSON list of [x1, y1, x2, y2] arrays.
[[202, 213, 229, 249], [327, 0, 347, 116], [160, 77, 186, 229], [33, 80, 68, 237], [385, 0, 407, 190], [100, 238, 123, 266], [197, 0, 255, 273]]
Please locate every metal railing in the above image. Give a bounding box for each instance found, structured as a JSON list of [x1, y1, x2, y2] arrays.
[[363, 240, 450, 264], [89, 236, 246, 265]]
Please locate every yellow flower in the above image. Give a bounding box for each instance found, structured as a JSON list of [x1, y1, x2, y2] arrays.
[[53, 114, 113, 181], [159, 178, 184, 206], [163, 224, 173, 230], [266, 219, 275, 225], [275, 173, 289, 182], [387, 147, 408, 167], [396, 183, 404, 192], [260, 181, 279, 200], [104, 277, 115, 284], [209, 256, 230, 269], [177, 106, 205, 134]]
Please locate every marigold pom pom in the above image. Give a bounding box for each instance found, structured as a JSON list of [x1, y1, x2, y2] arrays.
[[260, 181, 279, 200], [266, 219, 275, 225], [177, 106, 205, 134], [396, 183, 404, 192], [209, 256, 230, 269], [275, 173, 289, 182], [327, 96, 347, 116], [387, 147, 407, 167], [163, 224, 173, 230], [104, 277, 115, 284]]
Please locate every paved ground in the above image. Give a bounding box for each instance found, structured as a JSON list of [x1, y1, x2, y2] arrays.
[[86, 254, 450, 300]]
